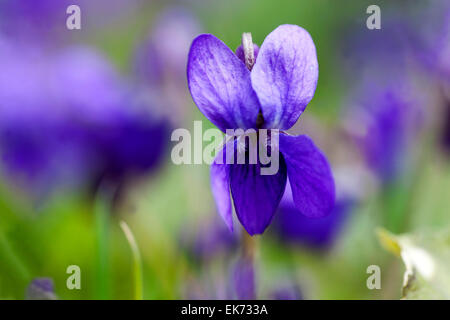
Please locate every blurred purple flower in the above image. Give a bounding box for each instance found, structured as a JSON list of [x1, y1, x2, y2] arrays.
[[188, 25, 335, 235], [0, 0, 143, 42], [404, 3, 450, 156], [348, 80, 421, 183], [343, 23, 408, 72], [0, 45, 87, 195], [410, 2, 450, 82], [184, 257, 255, 300], [272, 160, 373, 250], [269, 285, 302, 300], [442, 100, 450, 154], [134, 7, 201, 125], [135, 7, 201, 87], [186, 254, 303, 300], [272, 180, 353, 249], [341, 10, 424, 183], [0, 0, 65, 40], [26, 278, 57, 300], [184, 276, 231, 300], [194, 224, 238, 260], [231, 256, 255, 300], [0, 41, 168, 198], [181, 218, 239, 262]]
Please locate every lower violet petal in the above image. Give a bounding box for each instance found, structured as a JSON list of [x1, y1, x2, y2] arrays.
[[230, 159, 287, 235], [279, 134, 335, 218]]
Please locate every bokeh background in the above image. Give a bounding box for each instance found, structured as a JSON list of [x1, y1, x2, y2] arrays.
[[0, 0, 449, 300]]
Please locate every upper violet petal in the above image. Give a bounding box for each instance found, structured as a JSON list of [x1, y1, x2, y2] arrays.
[[230, 159, 287, 235], [251, 25, 319, 130], [279, 134, 335, 218], [187, 34, 261, 131]]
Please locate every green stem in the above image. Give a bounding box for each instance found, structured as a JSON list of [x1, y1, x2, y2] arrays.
[[241, 231, 257, 298], [242, 231, 256, 260], [94, 189, 111, 300], [120, 220, 143, 300], [380, 182, 408, 233]]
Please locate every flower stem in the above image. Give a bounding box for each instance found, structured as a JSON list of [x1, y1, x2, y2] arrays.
[[239, 231, 257, 299], [120, 220, 143, 300], [242, 231, 256, 260]]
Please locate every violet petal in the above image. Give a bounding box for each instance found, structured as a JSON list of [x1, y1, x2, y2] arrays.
[[251, 25, 318, 130], [187, 34, 261, 132], [230, 158, 287, 235], [279, 134, 335, 218]]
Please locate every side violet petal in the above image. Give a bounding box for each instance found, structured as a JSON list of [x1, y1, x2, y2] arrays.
[[251, 25, 319, 130], [230, 159, 287, 235], [210, 143, 233, 231], [187, 34, 261, 132], [279, 134, 335, 218]]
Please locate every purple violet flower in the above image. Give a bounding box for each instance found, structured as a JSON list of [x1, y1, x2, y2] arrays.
[[26, 278, 57, 300], [187, 25, 335, 235]]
